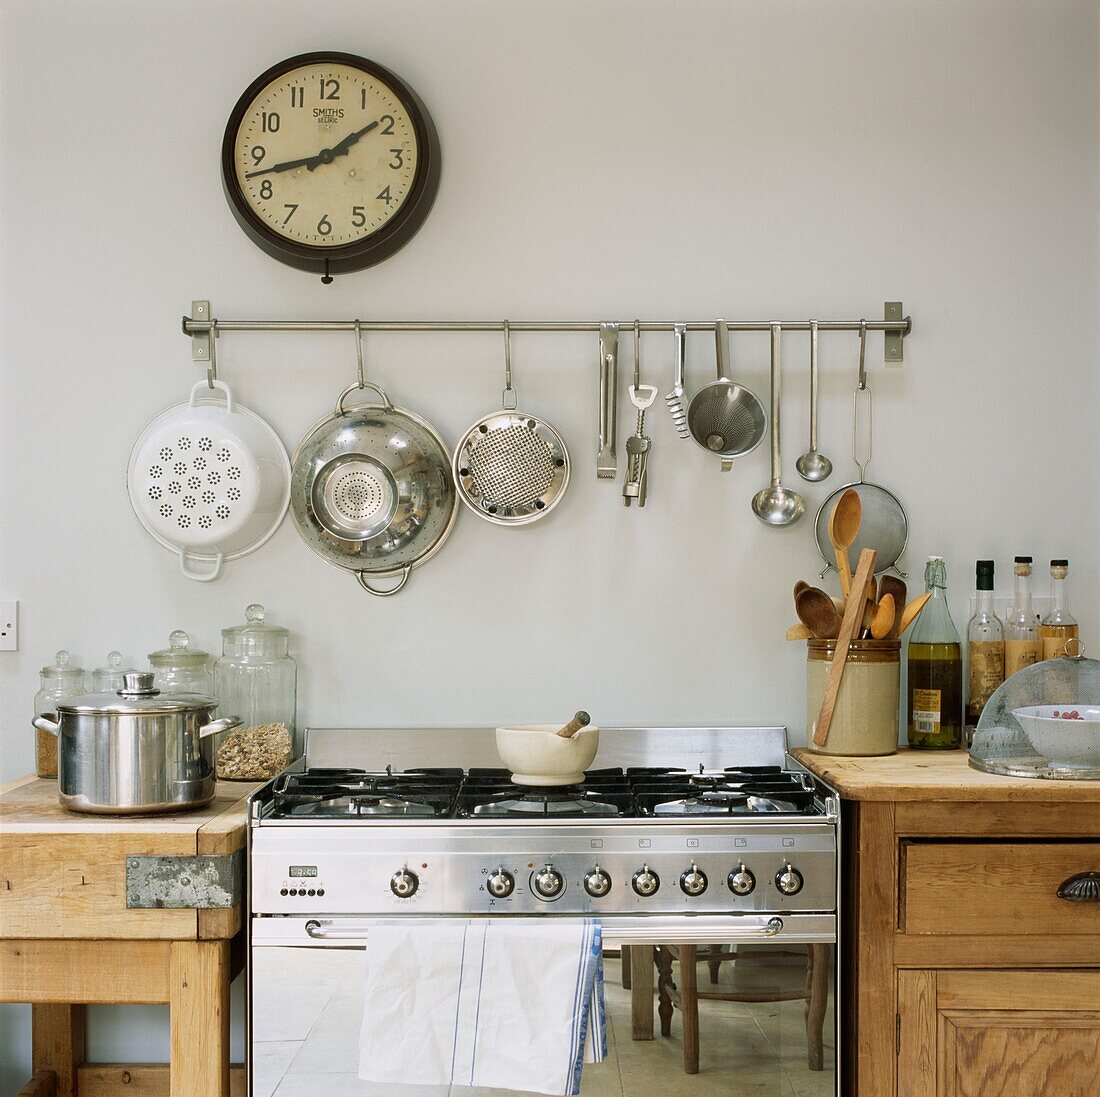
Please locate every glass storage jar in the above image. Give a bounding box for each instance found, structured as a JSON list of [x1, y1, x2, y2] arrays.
[[213, 603, 297, 778], [91, 651, 136, 693], [148, 630, 213, 695], [806, 638, 901, 756], [34, 649, 85, 777]]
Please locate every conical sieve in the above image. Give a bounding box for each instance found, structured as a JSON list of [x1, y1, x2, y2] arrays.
[[687, 320, 767, 471]]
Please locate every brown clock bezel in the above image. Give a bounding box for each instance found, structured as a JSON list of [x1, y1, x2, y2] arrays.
[[220, 51, 441, 279]]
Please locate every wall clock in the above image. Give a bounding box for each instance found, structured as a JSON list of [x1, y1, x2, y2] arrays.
[[221, 52, 441, 281]]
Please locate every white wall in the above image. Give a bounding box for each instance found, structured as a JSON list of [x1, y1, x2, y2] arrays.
[[1, 0, 1097, 1087]]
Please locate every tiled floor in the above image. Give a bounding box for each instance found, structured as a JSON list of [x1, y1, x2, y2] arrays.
[[252, 948, 835, 1096]]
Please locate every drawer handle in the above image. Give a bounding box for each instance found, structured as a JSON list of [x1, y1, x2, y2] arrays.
[[1057, 872, 1100, 902]]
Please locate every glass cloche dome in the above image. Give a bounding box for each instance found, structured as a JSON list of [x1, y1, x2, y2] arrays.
[[970, 645, 1100, 779]]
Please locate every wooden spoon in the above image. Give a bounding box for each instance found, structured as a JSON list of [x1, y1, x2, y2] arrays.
[[828, 489, 861, 599], [786, 623, 814, 641], [897, 592, 931, 635], [793, 580, 810, 604], [870, 594, 896, 639], [795, 587, 841, 639], [813, 547, 878, 748], [556, 711, 591, 739], [878, 575, 907, 639]]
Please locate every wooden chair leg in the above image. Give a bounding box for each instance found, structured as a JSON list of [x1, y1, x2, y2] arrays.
[[707, 955, 722, 984], [656, 946, 674, 1037], [630, 944, 655, 1040], [621, 944, 632, 988], [31, 1004, 84, 1097], [16, 1072, 57, 1097], [806, 943, 829, 1071], [679, 944, 699, 1074]]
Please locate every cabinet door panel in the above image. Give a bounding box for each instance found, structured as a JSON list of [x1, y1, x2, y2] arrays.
[[898, 970, 1100, 1097]]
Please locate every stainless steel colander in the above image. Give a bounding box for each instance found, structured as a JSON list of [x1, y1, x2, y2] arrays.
[[687, 320, 767, 471], [453, 323, 570, 525]]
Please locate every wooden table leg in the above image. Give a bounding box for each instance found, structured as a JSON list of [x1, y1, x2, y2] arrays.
[[31, 1004, 84, 1097], [630, 944, 654, 1040], [679, 945, 699, 1074], [620, 944, 632, 988], [806, 943, 829, 1071], [170, 940, 230, 1097]]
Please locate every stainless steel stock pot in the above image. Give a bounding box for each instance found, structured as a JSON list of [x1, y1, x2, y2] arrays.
[[32, 672, 240, 814]]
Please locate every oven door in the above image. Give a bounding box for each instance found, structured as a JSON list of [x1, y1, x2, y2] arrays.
[[250, 914, 837, 1097]]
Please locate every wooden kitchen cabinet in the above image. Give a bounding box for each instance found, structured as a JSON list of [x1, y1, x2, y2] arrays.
[[792, 749, 1100, 1097]]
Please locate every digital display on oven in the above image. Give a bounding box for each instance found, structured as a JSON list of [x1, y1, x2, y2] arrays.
[[288, 865, 318, 878]]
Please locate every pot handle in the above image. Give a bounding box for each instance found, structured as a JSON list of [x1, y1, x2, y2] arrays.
[[336, 382, 393, 416], [179, 548, 223, 582], [356, 566, 411, 597], [199, 715, 242, 740], [33, 713, 60, 736], [188, 378, 234, 412]]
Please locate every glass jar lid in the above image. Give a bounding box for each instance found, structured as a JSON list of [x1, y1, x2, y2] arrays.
[[221, 603, 289, 657], [40, 648, 85, 680], [148, 629, 210, 668]]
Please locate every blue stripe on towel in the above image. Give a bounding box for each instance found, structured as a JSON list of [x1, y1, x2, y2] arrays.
[[564, 921, 588, 1091], [448, 921, 470, 1085], [468, 919, 490, 1084], [567, 920, 604, 1095]]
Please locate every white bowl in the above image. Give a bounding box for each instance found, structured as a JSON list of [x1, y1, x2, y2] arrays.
[[1013, 705, 1100, 769], [494, 724, 600, 786]]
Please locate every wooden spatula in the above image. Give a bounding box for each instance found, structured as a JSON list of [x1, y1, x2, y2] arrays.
[[812, 547, 878, 748]]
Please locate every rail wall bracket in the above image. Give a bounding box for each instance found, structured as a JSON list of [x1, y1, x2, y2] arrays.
[[884, 301, 907, 363], [185, 300, 214, 366]]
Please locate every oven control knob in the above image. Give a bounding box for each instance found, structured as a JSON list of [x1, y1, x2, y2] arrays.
[[775, 863, 804, 897], [534, 864, 565, 899], [584, 866, 612, 898], [728, 864, 756, 896], [632, 864, 660, 897], [487, 868, 515, 898], [390, 867, 419, 899], [680, 863, 708, 897]]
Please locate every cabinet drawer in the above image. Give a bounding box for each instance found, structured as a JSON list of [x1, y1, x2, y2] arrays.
[[903, 842, 1100, 936]]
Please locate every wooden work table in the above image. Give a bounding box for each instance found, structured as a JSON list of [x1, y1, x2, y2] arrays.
[[0, 775, 258, 1097], [792, 748, 1100, 1097]]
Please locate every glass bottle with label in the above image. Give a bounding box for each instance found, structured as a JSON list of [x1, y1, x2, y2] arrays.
[[966, 560, 1004, 739], [1005, 557, 1041, 676], [907, 556, 963, 749], [1039, 559, 1079, 660]]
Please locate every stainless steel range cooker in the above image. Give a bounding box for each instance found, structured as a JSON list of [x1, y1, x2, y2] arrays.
[[249, 726, 840, 1097]]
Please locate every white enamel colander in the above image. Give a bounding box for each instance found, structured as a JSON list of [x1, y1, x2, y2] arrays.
[[127, 380, 290, 581]]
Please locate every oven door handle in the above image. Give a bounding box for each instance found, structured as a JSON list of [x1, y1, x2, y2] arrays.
[[304, 919, 372, 940]]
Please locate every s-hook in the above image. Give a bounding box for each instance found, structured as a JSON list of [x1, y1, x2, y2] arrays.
[[354, 319, 365, 389]]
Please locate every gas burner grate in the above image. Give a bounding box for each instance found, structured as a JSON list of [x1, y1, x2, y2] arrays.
[[457, 768, 635, 818]]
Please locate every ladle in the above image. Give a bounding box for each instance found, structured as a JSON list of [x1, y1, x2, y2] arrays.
[[828, 488, 861, 598], [795, 320, 833, 482], [752, 324, 805, 526]]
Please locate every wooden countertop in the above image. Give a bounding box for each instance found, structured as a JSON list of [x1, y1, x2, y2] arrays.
[[791, 748, 1100, 802], [0, 776, 259, 940]]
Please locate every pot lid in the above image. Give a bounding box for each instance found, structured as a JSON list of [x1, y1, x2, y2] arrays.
[[57, 671, 217, 716], [148, 629, 210, 668]]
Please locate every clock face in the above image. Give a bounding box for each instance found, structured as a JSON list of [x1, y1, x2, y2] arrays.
[[221, 53, 440, 276]]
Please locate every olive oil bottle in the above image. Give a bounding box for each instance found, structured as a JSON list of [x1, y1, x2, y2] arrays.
[[1039, 559, 1079, 660], [907, 556, 963, 749]]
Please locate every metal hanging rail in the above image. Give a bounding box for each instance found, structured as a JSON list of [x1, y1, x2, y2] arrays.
[[182, 300, 911, 374]]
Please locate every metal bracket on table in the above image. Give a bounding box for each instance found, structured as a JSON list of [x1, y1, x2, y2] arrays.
[[125, 848, 243, 910], [884, 301, 905, 363]]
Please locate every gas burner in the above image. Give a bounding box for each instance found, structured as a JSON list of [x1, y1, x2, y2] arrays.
[[469, 791, 622, 818], [270, 767, 464, 819]]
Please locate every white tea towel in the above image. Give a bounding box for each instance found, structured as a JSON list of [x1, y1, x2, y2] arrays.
[[358, 918, 605, 1096]]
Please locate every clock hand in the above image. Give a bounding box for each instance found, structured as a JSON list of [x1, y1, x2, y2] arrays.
[[243, 120, 381, 180], [307, 120, 381, 170], [244, 155, 319, 179]]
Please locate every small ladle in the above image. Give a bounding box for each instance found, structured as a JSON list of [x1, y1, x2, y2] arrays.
[[795, 319, 833, 482], [752, 323, 806, 526]]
